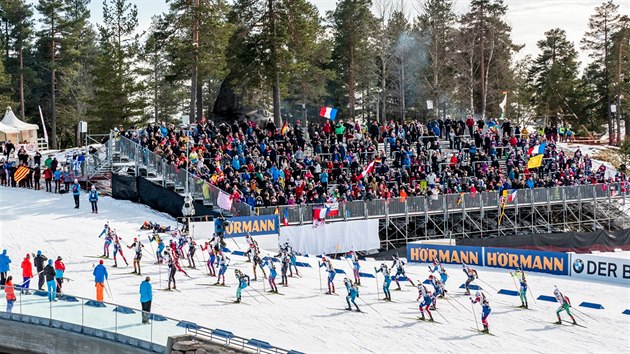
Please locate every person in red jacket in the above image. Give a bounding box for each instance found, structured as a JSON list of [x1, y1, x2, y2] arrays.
[[21, 254, 33, 295], [5, 276, 16, 313], [44, 167, 53, 192], [54, 257, 66, 294]]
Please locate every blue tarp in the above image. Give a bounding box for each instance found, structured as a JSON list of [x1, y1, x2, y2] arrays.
[[537, 295, 557, 302], [579, 302, 604, 310], [85, 300, 106, 308], [497, 289, 519, 296], [113, 306, 136, 314]]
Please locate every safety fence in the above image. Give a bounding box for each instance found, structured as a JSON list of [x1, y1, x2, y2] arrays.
[[256, 183, 628, 226], [0, 289, 295, 354]]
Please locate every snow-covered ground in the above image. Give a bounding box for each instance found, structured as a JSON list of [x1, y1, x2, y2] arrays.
[[1, 187, 629, 353]]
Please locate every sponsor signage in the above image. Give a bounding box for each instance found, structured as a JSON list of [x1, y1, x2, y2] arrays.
[[219, 215, 280, 238], [570, 254, 629, 285], [407, 244, 483, 266], [484, 247, 569, 276]]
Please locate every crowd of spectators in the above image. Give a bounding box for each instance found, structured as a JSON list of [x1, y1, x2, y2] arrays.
[[116, 116, 626, 208]]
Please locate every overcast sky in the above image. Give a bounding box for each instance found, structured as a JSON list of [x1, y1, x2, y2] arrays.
[[77, 0, 629, 66]]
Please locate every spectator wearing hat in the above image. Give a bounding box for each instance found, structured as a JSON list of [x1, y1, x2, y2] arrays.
[[43, 259, 56, 301], [0, 249, 11, 286], [71, 179, 81, 208], [54, 256, 65, 294], [21, 254, 33, 295], [89, 185, 99, 213], [34, 251, 48, 290], [53, 167, 62, 193], [92, 260, 108, 302]]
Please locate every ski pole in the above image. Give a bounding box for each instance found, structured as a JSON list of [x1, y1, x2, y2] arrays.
[[374, 269, 380, 300], [521, 269, 537, 304], [243, 288, 263, 304], [318, 262, 323, 293], [158, 261, 162, 288], [471, 301, 479, 331], [248, 285, 273, 304], [433, 308, 449, 324], [357, 296, 391, 323], [572, 307, 596, 322], [105, 279, 113, 300], [477, 278, 497, 292], [509, 272, 519, 292], [448, 294, 472, 313], [442, 296, 462, 313]]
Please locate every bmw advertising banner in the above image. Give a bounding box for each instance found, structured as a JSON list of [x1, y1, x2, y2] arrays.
[[570, 254, 630, 285]]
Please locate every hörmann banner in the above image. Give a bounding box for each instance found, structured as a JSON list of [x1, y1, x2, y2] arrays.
[[222, 215, 280, 238], [407, 244, 569, 276], [570, 254, 630, 285], [484, 247, 569, 276], [407, 244, 483, 266]]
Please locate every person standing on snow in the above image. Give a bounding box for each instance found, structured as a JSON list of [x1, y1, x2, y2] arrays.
[[54, 256, 66, 294], [34, 251, 48, 290], [88, 185, 99, 213], [0, 249, 11, 286], [4, 276, 16, 313], [140, 276, 153, 324], [71, 179, 81, 208], [93, 260, 108, 302], [127, 237, 144, 275], [44, 260, 57, 301], [20, 254, 33, 295]]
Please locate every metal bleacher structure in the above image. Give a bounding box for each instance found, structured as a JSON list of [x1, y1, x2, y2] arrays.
[[88, 132, 630, 250]]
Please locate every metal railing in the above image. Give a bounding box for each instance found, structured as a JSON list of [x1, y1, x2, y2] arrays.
[[0, 288, 293, 354], [255, 183, 628, 225], [109, 134, 252, 217]]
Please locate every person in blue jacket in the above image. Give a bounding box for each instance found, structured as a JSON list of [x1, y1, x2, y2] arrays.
[[0, 249, 11, 286], [88, 185, 99, 213], [92, 260, 108, 301], [234, 269, 250, 303], [139, 276, 153, 324], [71, 179, 81, 208], [53, 168, 62, 193], [375, 263, 392, 301], [343, 278, 360, 312]]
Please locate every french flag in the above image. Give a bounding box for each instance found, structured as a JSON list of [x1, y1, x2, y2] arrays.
[[527, 142, 546, 155], [320, 106, 338, 120]]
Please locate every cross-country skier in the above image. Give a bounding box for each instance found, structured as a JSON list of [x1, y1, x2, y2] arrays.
[[375, 263, 392, 301], [127, 237, 144, 275], [262, 257, 278, 293], [244, 234, 254, 262], [278, 251, 289, 286], [214, 252, 230, 286], [348, 251, 360, 285], [512, 269, 528, 308], [391, 254, 414, 290], [200, 241, 216, 276], [462, 263, 478, 295], [343, 278, 360, 312], [235, 269, 250, 303], [471, 290, 491, 333], [177, 234, 187, 259], [99, 224, 113, 258], [167, 244, 190, 278], [148, 234, 165, 264], [165, 250, 177, 291], [319, 256, 336, 294], [186, 236, 197, 269], [429, 274, 447, 301], [417, 283, 434, 321], [250, 238, 266, 281], [112, 235, 129, 267], [554, 287, 577, 325], [428, 260, 448, 284], [287, 243, 299, 277]]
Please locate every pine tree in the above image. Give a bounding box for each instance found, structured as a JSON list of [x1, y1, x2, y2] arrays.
[[1, 0, 33, 119], [36, 0, 66, 148], [329, 0, 374, 120], [92, 0, 144, 130], [416, 0, 456, 119], [0, 55, 14, 110], [581, 0, 621, 144], [528, 28, 580, 128]]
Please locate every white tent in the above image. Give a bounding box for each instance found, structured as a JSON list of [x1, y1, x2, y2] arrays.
[[0, 121, 20, 143], [1, 107, 38, 144]]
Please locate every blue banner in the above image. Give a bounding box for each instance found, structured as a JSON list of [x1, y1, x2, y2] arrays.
[[484, 247, 569, 275], [406, 244, 570, 276], [220, 215, 280, 238], [407, 244, 483, 266]]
